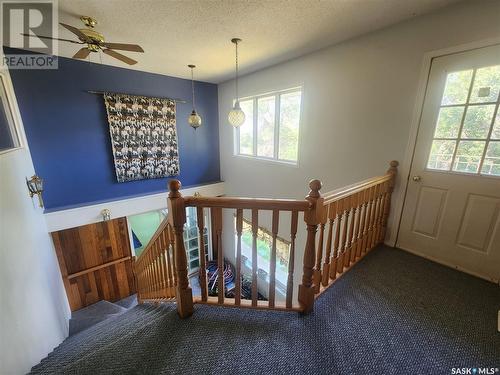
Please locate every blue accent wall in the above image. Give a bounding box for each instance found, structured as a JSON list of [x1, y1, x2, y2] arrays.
[[5, 47, 220, 211]]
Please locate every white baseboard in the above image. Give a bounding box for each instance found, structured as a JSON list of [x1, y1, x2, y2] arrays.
[[45, 182, 225, 232], [396, 245, 498, 284]]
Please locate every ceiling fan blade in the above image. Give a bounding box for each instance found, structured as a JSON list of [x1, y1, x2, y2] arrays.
[[102, 43, 144, 52], [21, 33, 84, 45], [73, 48, 91, 59], [59, 22, 90, 42], [102, 49, 137, 65]]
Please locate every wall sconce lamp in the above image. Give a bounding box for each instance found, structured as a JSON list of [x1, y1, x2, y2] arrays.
[[26, 175, 44, 208], [101, 209, 111, 221]]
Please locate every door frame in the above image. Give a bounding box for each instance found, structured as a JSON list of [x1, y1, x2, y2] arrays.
[[391, 37, 500, 252]]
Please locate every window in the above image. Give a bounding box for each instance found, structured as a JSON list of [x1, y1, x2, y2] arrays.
[[427, 65, 500, 176], [0, 74, 21, 153], [235, 88, 302, 163], [236, 217, 290, 290]]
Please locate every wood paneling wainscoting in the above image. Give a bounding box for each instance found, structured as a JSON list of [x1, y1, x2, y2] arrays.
[[51, 217, 136, 311]]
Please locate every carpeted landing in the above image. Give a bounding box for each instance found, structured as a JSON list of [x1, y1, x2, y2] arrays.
[[31, 246, 500, 374]]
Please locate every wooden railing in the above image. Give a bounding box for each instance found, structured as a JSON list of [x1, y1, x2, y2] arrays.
[[133, 218, 177, 303], [133, 161, 398, 318], [311, 160, 399, 299]]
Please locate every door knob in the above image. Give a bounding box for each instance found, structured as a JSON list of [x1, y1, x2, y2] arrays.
[[412, 175, 422, 182]]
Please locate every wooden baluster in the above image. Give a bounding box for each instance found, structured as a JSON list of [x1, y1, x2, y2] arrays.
[[380, 161, 399, 242], [216, 218, 224, 305], [361, 187, 374, 255], [354, 191, 365, 260], [329, 201, 342, 280], [146, 249, 151, 299], [196, 207, 208, 302], [269, 209, 279, 307], [168, 224, 177, 286], [152, 241, 160, 298], [158, 239, 166, 298], [235, 209, 243, 306], [156, 238, 164, 297], [367, 185, 379, 252], [166, 228, 176, 297], [338, 197, 350, 274], [286, 210, 298, 309], [314, 205, 327, 293], [251, 208, 258, 307], [160, 231, 169, 298], [344, 196, 357, 269], [349, 192, 361, 265], [150, 242, 158, 298], [376, 182, 388, 244], [321, 203, 334, 286], [167, 180, 193, 318], [299, 179, 324, 314], [372, 184, 384, 248]]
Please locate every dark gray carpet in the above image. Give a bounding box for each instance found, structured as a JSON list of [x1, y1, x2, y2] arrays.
[[31, 246, 500, 374], [69, 300, 128, 336]]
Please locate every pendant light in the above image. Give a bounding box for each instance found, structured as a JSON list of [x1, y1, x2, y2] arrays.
[[188, 64, 202, 129], [228, 38, 245, 127]]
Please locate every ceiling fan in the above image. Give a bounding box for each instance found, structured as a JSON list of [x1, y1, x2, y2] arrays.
[[22, 16, 144, 65]]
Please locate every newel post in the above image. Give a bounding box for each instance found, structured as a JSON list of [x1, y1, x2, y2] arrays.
[[167, 179, 194, 318], [381, 160, 399, 241], [299, 179, 324, 314]]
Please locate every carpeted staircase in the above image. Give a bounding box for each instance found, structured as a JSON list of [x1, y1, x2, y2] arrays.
[[31, 246, 500, 374], [69, 295, 138, 336]]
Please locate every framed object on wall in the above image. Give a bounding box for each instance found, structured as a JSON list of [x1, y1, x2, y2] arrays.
[[0, 73, 22, 154], [103, 93, 180, 183]]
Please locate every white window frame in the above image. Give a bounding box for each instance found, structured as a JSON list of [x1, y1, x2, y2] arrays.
[[234, 87, 302, 165]]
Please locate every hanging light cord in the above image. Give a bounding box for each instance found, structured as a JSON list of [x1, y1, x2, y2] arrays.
[[191, 67, 196, 110], [235, 41, 239, 102]]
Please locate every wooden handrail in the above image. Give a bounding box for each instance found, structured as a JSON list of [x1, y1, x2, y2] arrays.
[[322, 173, 392, 204], [184, 196, 311, 211], [67, 256, 131, 279]]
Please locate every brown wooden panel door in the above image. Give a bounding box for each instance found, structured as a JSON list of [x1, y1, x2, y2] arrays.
[[52, 217, 136, 311]]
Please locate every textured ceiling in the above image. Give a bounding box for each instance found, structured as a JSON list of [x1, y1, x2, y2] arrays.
[[53, 0, 461, 83]]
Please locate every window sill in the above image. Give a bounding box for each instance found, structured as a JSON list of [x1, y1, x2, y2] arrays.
[[233, 154, 299, 168]]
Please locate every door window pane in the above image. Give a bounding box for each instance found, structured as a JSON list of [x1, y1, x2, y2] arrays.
[[441, 70, 473, 105], [469, 65, 500, 103], [434, 106, 464, 138], [257, 96, 275, 158], [239, 100, 254, 155], [460, 105, 495, 139], [427, 140, 456, 171], [481, 141, 500, 176], [278, 92, 301, 161], [452, 141, 486, 173], [491, 110, 500, 140]]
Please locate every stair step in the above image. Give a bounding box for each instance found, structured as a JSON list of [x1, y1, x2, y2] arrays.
[[71, 300, 127, 320]]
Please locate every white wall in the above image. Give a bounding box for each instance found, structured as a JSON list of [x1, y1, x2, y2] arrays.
[[218, 0, 500, 247], [0, 69, 70, 374]]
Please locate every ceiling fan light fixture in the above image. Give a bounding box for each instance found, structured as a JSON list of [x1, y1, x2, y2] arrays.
[[228, 38, 245, 128], [188, 64, 202, 129]]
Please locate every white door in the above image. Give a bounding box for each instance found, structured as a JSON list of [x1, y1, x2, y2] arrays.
[[398, 44, 500, 283]]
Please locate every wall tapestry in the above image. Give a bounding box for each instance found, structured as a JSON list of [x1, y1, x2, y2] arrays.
[[103, 93, 180, 183]]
